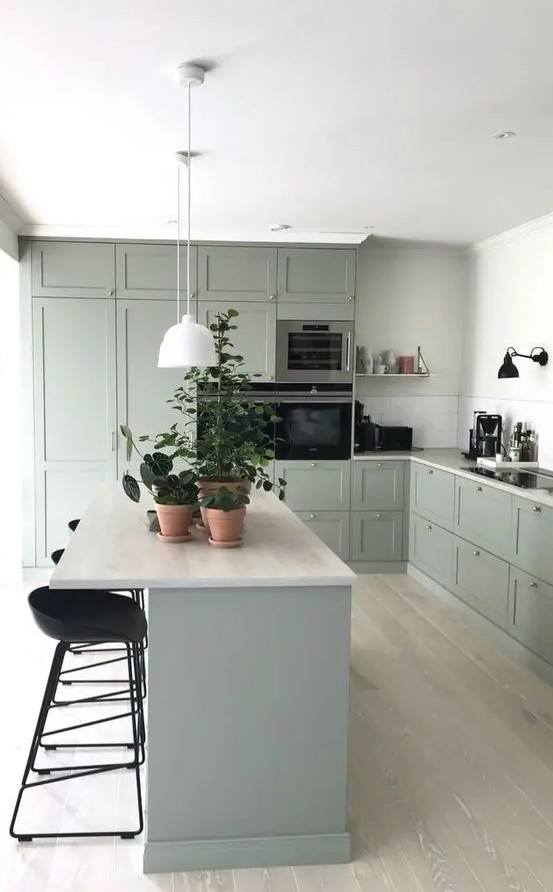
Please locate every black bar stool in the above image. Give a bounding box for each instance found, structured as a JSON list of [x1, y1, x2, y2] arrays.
[[10, 586, 146, 841], [67, 518, 80, 532], [49, 549, 146, 705]]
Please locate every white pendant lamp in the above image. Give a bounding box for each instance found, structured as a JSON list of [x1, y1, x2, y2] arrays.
[[158, 63, 216, 368]]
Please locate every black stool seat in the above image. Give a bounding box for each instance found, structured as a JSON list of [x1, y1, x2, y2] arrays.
[[50, 549, 64, 566], [29, 587, 147, 645], [68, 519, 80, 532]]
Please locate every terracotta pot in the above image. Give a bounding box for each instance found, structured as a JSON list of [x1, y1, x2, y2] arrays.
[[199, 479, 250, 533], [206, 507, 246, 548], [155, 503, 193, 540]]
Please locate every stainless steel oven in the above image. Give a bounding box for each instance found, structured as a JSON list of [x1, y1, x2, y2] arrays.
[[276, 320, 354, 384], [275, 386, 353, 461]]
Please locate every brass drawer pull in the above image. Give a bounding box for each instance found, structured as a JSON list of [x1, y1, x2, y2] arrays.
[[427, 469, 434, 475], [533, 505, 542, 513], [309, 513, 316, 519], [375, 513, 381, 519], [377, 462, 383, 468], [473, 550, 480, 556], [476, 486, 483, 492], [425, 523, 432, 531], [530, 581, 538, 589], [310, 462, 317, 468]]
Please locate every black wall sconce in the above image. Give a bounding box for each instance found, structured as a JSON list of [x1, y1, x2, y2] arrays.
[[498, 346, 549, 378]]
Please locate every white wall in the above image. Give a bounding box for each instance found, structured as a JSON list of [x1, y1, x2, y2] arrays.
[[0, 249, 21, 580], [460, 215, 553, 465], [354, 242, 466, 447]]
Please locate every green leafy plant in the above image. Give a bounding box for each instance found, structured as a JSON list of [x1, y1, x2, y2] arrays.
[[201, 485, 250, 512], [120, 427, 199, 506]]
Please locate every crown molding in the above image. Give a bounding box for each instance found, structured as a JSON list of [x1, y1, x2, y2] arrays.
[[470, 208, 553, 253]]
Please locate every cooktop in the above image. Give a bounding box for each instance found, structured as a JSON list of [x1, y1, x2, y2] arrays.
[[465, 466, 553, 492]]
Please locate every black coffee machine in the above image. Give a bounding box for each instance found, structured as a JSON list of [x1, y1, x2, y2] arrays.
[[354, 400, 379, 453], [468, 412, 503, 458]]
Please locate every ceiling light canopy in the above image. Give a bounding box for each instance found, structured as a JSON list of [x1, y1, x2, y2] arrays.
[[158, 62, 216, 369], [494, 130, 516, 139]]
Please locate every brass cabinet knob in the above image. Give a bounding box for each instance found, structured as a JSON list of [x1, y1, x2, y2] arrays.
[[425, 523, 432, 531], [310, 462, 317, 468], [530, 581, 538, 588], [377, 462, 382, 468], [309, 513, 316, 519], [375, 513, 381, 519], [473, 550, 480, 556], [427, 469, 434, 475], [476, 486, 483, 492], [108, 289, 114, 297], [533, 505, 542, 513], [269, 294, 276, 300], [346, 296, 354, 301]]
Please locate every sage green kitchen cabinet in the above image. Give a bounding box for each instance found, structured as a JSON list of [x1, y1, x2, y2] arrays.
[[509, 568, 553, 665], [277, 248, 356, 303], [277, 301, 355, 322], [351, 511, 403, 562], [116, 300, 186, 476], [455, 477, 513, 561], [411, 463, 455, 530], [352, 461, 405, 511], [454, 537, 509, 630], [513, 496, 553, 586], [32, 297, 117, 565], [115, 243, 197, 301], [296, 510, 350, 560], [275, 460, 351, 511], [197, 246, 277, 302], [32, 241, 115, 298], [198, 301, 276, 380], [410, 513, 455, 589]]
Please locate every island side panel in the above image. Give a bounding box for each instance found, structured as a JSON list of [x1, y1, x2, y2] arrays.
[[144, 583, 351, 873]]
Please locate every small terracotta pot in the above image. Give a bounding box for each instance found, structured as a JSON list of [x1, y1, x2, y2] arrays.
[[206, 507, 246, 547], [199, 479, 250, 533], [155, 503, 193, 540]]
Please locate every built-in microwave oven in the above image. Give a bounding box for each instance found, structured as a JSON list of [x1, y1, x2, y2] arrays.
[[276, 320, 354, 385]]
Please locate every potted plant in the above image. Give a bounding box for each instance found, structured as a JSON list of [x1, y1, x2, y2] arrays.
[[120, 428, 199, 542], [201, 485, 250, 548], [163, 308, 286, 503]]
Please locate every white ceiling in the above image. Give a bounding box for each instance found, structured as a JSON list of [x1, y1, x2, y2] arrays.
[[2, 0, 553, 245]]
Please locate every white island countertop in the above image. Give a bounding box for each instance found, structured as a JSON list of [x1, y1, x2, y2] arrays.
[[50, 484, 356, 590]]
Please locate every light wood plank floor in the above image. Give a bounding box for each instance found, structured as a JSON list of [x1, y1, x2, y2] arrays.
[[3, 573, 553, 891]]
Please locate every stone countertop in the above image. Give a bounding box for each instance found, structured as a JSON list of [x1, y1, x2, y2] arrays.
[[354, 448, 553, 508], [50, 485, 356, 590]]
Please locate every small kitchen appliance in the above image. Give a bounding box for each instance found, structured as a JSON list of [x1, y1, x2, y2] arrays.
[[276, 320, 354, 385], [379, 426, 413, 451], [474, 414, 502, 458]]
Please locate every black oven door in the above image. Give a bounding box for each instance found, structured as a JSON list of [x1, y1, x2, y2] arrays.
[[275, 396, 352, 461]]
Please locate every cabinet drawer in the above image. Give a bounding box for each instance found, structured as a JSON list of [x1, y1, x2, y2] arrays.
[[455, 477, 513, 560], [277, 248, 356, 303], [411, 463, 455, 530], [351, 511, 403, 562], [410, 514, 454, 589], [198, 246, 277, 301], [509, 568, 553, 665], [32, 241, 114, 298], [514, 497, 553, 586], [455, 538, 509, 629], [296, 511, 350, 561], [276, 460, 351, 511], [352, 461, 405, 511]]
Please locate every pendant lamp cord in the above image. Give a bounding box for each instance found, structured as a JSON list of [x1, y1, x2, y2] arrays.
[[187, 80, 191, 317], [176, 163, 180, 323]]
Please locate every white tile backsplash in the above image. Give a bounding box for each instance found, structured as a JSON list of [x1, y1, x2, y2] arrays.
[[356, 393, 459, 448]]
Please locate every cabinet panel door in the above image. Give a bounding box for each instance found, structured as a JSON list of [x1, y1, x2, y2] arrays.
[[32, 241, 114, 298], [411, 463, 455, 530], [275, 460, 351, 511], [352, 461, 405, 511], [277, 248, 356, 303], [410, 513, 454, 589], [33, 298, 116, 565], [510, 568, 553, 665], [116, 300, 186, 474], [351, 511, 403, 562], [514, 497, 553, 586], [455, 477, 513, 560], [198, 246, 277, 301], [455, 537, 509, 629], [296, 511, 350, 561], [198, 301, 276, 380], [115, 244, 197, 300]]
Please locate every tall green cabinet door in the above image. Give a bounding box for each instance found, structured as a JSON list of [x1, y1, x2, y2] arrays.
[[32, 298, 117, 565], [198, 301, 276, 380], [277, 248, 356, 303], [31, 241, 115, 298], [197, 247, 277, 301], [115, 244, 198, 300], [116, 300, 186, 475]]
